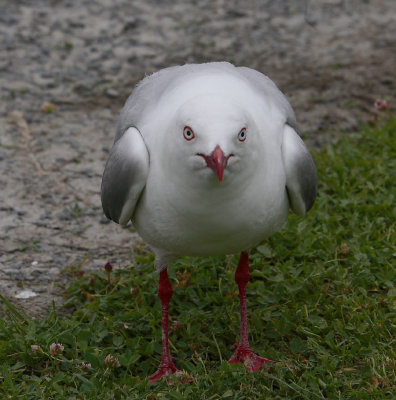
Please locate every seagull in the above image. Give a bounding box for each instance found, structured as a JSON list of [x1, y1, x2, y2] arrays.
[[101, 62, 317, 383]]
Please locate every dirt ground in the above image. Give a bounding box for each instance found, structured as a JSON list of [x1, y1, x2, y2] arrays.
[[1, 0, 395, 316]]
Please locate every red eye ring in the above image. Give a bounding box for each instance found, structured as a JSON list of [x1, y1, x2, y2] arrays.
[[238, 128, 247, 142], [183, 126, 195, 141]]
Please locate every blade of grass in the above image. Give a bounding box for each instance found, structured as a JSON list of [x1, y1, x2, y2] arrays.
[[0, 294, 30, 322]]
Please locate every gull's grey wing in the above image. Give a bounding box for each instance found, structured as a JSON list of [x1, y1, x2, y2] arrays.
[[101, 127, 149, 225], [237, 66, 316, 214], [282, 125, 317, 216]]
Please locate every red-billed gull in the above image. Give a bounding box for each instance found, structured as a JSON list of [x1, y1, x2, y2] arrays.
[[101, 62, 317, 383]]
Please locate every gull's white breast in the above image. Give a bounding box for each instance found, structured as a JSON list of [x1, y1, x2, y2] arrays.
[[133, 146, 289, 262]]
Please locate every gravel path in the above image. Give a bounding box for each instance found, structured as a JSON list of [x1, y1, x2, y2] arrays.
[[1, 0, 395, 316]]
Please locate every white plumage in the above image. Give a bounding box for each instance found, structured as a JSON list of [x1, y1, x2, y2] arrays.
[[102, 62, 316, 267]]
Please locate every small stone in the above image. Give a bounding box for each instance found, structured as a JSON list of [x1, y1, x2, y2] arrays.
[[100, 215, 110, 224], [15, 289, 38, 299], [35, 221, 48, 227], [59, 208, 73, 221], [105, 88, 119, 98]]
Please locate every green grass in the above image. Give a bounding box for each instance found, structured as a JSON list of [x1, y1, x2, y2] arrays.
[[1, 118, 395, 399]]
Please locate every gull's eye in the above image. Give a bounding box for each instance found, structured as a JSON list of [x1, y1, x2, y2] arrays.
[[183, 126, 195, 141], [238, 128, 247, 142]]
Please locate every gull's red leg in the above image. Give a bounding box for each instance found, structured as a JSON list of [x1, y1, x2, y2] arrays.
[[228, 251, 273, 371], [148, 268, 178, 383]]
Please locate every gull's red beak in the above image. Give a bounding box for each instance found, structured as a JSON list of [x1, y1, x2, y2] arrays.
[[198, 145, 232, 182]]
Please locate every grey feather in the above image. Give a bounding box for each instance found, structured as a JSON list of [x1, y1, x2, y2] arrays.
[[282, 125, 317, 215], [236, 66, 297, 127], [101, 127, 149, 225]]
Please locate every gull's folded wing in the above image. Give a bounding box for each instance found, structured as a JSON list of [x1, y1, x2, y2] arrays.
[[101, 127, 149, 225], [282, 125, 317, 216]]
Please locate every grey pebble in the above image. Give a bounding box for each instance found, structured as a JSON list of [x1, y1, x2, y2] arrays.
[[105, 88, 120, 98], [41, 193, 56, 204], [37, 242, 53, 252], [54, 255, 68, 264], [34, 221, 48, 227], [100, 215, 111, 224], [31, 270, 43, 278], [59, 208, 73, 221]]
